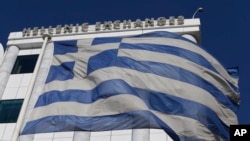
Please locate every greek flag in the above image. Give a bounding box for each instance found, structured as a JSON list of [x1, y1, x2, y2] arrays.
[[22, 31, 240, 141]]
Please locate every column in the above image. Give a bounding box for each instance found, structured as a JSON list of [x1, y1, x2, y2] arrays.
[[182, 34, 198, 43], [0, 43, 4, 65], [0, 46, 19, 99]]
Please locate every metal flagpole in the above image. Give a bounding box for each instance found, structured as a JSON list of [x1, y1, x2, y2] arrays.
[[11, 34, 51, 141]]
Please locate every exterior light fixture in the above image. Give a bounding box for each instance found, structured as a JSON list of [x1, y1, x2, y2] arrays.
[[192, 7, 203, 19]]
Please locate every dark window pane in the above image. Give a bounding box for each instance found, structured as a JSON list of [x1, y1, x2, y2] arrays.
[[11, 55, 38, 74], [0, 99, 23, 123]]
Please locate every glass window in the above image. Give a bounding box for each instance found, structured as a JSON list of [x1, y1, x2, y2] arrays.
[[0, 99, 23, 123], [11, 55, 38, 74]]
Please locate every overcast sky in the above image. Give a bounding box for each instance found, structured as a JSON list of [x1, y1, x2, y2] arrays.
[[0, 0, 249, 124]]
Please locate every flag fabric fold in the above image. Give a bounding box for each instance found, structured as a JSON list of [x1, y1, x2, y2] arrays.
[[21, 31, 240, 141]]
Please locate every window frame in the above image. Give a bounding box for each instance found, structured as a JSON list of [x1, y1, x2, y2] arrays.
[[0, 99, 23, 123], [11, 54, 38, 74]]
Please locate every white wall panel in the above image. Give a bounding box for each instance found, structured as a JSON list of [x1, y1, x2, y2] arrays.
[[90, 136, 111, 141], [12, 39, 33, 49], [111, 135, 132, 141], [112, 129, 131, 135], [31, 49, 41, 55], [150, 129, 165, 133], [91, 131, 111, 137], [19, 73, 32, 87], [150, 129, 173, 141], [0, 124, 7, 140], [2, 87, 18, 100], [18, 50, 32, 56], [6, 74, 23, 87], [150, 133, 167, 141], [53, 138, 73, 141], [33, 139, 53, 141], [54, 132, 74, 138], [18, 48, 40, 56], [132, 129, 149, 141], [2, 123, 16, 140], [73, 131, 90, 141], [15, 87, 28, 99], [19, 134, 34, 141], [33, 133, 54, 139], [111, 130, 133, 141]]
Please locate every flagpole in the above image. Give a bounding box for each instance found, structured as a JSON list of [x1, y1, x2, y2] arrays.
[[11, 34, 51, 141]]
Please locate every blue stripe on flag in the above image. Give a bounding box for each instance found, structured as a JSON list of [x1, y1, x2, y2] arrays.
[[54, 40, 78, 55], [92, 37, 122, 45], [227, 67, 239, 79], [87, 49, 118, 74], [22, 110, 198, 141], [46, 62, 75, 83], [35, 79, 229, 140], [120, 43, 218, 74], [227, 67, 240, 93]]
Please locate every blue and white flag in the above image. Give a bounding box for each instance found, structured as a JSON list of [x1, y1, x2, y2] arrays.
[[22, 31, 240, 141]]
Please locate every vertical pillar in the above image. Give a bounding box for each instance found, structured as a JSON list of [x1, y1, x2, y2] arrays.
[[182, 34, 198, 43], [0, 46, 19, 99], [0, 43, 4, 65]]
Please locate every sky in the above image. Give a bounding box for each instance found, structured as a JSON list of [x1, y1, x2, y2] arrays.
[[0, 0, 249, 124]]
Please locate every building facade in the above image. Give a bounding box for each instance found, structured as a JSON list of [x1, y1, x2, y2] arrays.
[[0, 17, 201, 141]]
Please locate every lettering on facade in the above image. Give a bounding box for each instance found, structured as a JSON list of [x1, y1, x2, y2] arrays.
[[82, 23, 88, 32], [22, 16, 184, 37]]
